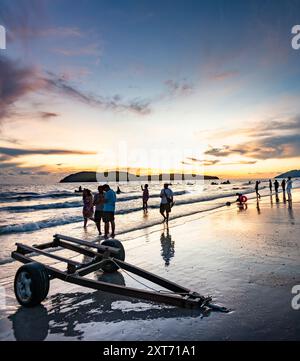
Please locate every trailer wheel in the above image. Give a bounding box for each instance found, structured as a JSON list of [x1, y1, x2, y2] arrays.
[[100, 239, 125, 273], [14, 262, 50, 307]]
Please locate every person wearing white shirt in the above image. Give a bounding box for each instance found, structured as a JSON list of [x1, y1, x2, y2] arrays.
[[160, 183, 174, 223], [286, 176, 293, 200]]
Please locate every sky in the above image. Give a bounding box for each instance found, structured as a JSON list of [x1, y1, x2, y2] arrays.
[[0, 0, 300, 183]]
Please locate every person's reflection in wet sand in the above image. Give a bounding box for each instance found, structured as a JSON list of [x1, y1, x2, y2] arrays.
[[256, 200, 261, 214], [288, 199, 294, 224], [270, 194, 273, 207], [160, 225, 175, 266], [275, 193, 280, 204], [283, 191, 287, 204], [237, 203, 248, 213]]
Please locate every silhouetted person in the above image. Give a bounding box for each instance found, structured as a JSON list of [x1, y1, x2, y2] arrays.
[[160, 183, 174, 223], [103, 184, 116, 238], [93, 185, 105, 235], [82, 189, 94, 228], [269, 179, 272, 193], [141, 184, 149, 212], [116, 186, 121, 194], [236, 193, 243, 204], [255, 181, 261, 199], [274, 180, 279, 194], [281, 179, 286, 192], [286, 176, 293, 200], [236, 193, 247, 204]]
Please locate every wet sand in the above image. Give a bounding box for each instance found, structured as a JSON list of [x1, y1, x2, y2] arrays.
[[0, 190, 299, 341]]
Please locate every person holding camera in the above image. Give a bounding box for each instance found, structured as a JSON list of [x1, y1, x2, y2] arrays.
[[160, 183, 174, 223]]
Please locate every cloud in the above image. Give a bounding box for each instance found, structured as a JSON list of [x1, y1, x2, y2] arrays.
[[39, 112, 59, 119], [0, 56, 44, 122], [0, 147, 96, 157], [9, 26, 84, 43], [164, 80, 194, 96], [0, 146, 96, 173], [205, 146, 238, 157], [44, 71, 151, 115], [0, 0, 46, 44], [222, 160, 257, 165], [205, 134, 300, 160], [182, 157, 220, 166], [0, 161, 22, 169], [35, 27, 83, 38], [0, 56, 152, 124], [53, 43, 101, 57], [203, 114, 300, 161], [209, 71, 239, 81]]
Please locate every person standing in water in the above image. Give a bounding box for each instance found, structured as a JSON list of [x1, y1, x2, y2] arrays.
[[274, 179, 279, 194], [160, 183, 174, 223], [141, 184, 149, 212], [286, 177, 293, 200], [281, 179, 286, 193], [82, 189, 94, 228], [103, 184, 117, 239], [255, 181, 261, 199], [269, 179, 272, 193], [93, 185, 105, 235]]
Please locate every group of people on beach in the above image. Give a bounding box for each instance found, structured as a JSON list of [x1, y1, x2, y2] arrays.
[[81, 183, 174, 238], [254, 178, 293, 199], [255, 177, 293, 200], [267, 177, 293, 199], [235, 177, 293, 206], [82, 185, 116, 239]]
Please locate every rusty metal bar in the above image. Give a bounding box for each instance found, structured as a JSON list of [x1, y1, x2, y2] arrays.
[[54, 234, 120, 254]]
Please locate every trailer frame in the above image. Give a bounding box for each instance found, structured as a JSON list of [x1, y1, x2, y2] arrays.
[[11, 234, 228, 311]]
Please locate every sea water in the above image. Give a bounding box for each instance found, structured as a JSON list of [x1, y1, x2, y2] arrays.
[[0, 179, 298, 264]]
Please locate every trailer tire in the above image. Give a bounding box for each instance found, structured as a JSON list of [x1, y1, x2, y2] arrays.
[[100, 240, 125, 273], [14, 262, 50, 307]]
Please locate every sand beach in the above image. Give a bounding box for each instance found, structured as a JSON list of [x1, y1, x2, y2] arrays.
[[0, 188, 299, 341]]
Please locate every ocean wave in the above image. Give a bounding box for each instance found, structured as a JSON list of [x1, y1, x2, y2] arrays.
[[1, 201, 82, 212], [0, 189, 257, 235], [0, 215, 83, 235], [0, 189, 187, 202], [0, 191, 79, 202], [0, 191, 40, 197], [1, 190, 188, 212]]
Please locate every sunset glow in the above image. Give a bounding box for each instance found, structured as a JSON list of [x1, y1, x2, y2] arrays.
[[1, 0, 300, 183]]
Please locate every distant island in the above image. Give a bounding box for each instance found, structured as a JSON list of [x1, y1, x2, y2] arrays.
[[60, 171, 219, 183], [275, 169, 300, 178]]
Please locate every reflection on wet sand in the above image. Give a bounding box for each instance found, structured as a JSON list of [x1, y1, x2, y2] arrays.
[[160, 225, 175, 266], [237, 203, 248, 213], [256, 200, 261, 214], [287, 200, 294, 224], [9, 268, 209, 340], [283, 191, 287, 204], [270, 194, 273, 207]]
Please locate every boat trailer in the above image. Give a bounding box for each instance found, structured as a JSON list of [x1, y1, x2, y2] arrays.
[[11, 234, 228, 312]]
